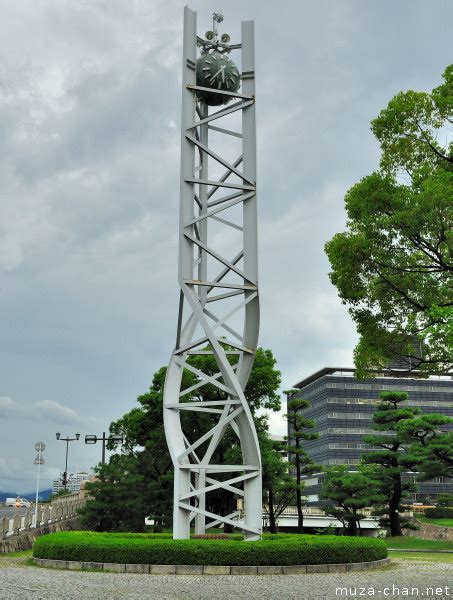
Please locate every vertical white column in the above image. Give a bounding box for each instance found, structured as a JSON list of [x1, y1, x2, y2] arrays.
[[195, 101, 208, 535], [33, 449, 41, 528], [174, 5, 197, 540], [241, 19, 262, 541]]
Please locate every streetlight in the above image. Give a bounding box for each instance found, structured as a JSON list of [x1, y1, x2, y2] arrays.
[[55, 433, 80, 490], [33, 442, 45, 527], [85, 432, 123, 464]]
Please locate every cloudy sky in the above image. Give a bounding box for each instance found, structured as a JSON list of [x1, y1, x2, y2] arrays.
[[1, 0, 451, 493]]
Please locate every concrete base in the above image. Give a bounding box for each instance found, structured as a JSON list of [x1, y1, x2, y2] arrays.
[[33, 557, 391, 574]]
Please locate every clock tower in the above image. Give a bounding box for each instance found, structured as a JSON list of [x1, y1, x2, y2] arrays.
[[163, 8, 262, 541]]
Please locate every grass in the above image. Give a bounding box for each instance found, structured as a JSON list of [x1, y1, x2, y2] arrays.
[[388, 551, 453, 563], [33, 531, 387, 566], [384, 537, 453, 551], [0, 550, 32, 558], [418, 517, 453, 528]]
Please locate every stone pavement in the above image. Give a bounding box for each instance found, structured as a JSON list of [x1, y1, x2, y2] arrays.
[[0, 556, 451, 599]]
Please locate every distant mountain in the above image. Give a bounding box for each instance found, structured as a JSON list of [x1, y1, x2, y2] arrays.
[[0, 488, 53, 502]]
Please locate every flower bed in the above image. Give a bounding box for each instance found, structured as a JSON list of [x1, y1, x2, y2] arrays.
[[33, 532, 387, 566]]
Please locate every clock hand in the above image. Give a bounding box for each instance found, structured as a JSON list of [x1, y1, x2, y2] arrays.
[[209, 66, 223, 84]]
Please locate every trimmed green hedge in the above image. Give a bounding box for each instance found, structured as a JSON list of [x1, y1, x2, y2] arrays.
[[425, 507, 453, 519], [33, 531, 387, 566]]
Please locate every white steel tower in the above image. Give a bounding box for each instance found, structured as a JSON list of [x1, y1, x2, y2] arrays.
[[163, 7, 261, 540]]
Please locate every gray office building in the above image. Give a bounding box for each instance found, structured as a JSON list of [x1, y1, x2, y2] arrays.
[[289, 367, 453, 504]]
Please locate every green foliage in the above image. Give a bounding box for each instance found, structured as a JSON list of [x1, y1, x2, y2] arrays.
[[396, 414, 453, 480], [362, 392, 419, 536], [325, 65, 453, 376], [284, 390, 320, 533], [32, 531, 387, 566], [436, 493, 453, 507], [78, 347, 281, 532], [78, 454, 160, 533], [319, 465, 385, 536], [424, 507, 453, 519], [261, 435, 295, 533]]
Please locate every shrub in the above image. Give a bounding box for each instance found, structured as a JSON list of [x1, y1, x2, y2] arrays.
[[33, 531, 387, 566], [424, 507, 453, 519]]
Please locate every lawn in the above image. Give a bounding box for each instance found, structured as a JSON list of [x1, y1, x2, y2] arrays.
[[388, 551, 453, 564], [0, 550, 32, 558], [418, 517, 453, 528], [385, 537, 453, 551]]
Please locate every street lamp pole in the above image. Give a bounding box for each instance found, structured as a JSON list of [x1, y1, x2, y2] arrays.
[[55, 433, 80, 490], [33, 442, 45, 527], [85, 432, 123, 465]]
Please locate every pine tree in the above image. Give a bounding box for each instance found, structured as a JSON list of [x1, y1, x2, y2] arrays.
[[284, 390, 320, 533], [362, 391, 419, 536], [397, 414, 453, 480], [261, 435, 295, 534], [319, 465, 385, 536]]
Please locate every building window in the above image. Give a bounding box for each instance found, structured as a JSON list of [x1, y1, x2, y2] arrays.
[[328, 412, 369, 419], [328, 443, 369, 450]]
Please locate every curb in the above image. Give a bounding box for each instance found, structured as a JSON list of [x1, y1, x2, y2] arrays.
[[32, 557, 391, 574]]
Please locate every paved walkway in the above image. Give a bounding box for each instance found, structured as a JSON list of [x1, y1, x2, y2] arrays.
[[0, 556, 451, 599]]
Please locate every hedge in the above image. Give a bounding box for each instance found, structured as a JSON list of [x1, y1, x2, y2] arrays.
[[33, 531, 387, 566], [424, 507, 453, 519]]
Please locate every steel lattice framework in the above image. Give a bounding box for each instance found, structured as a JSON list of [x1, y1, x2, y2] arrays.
[[163, 7, 261, 540]]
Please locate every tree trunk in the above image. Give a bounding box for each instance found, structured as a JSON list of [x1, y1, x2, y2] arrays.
[[222, 487, 235, 533], [295, 440, 304, 533], [268, 488, 277, 534], [347, 513, 358, 536], [389, 471, 403, 536]]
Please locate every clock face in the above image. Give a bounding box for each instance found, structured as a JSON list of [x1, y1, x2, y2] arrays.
[[196, 51, 240, 106]]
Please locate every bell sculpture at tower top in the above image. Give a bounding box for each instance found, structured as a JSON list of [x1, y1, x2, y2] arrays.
[[163, 7, 262, 540]]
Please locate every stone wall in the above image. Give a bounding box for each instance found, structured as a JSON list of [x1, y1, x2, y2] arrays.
[[404, 521, 453, 541], [1, 516, 80, 553]]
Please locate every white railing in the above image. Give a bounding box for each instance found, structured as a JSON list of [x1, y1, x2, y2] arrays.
[[265, 506, 412, 519], [1, 497, 85, 539]]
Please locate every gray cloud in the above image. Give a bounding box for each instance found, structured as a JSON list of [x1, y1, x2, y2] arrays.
[[0, 395, 97, 427], [1, 0, 452, 490]]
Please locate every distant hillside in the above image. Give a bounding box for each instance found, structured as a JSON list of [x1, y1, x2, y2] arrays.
[[0, 489, 53, 502]]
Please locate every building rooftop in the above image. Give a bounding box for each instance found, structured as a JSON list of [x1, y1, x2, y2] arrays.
[[294, 367, 452, 390]]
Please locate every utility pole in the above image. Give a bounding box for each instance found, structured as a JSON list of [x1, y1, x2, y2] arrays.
[[33, 441, 45, 527], [56, 433, 80, 490], [85, 432, 123, 465]]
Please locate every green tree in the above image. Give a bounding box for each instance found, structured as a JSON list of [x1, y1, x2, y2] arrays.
[[325, 65, 452, 377], [79, 370, 173, 532], [436, 493, 453, 507], [319, 465, 385, 536], [396, 414, 453, 480], [78, 454, 154, 532], [284, 390, 320, 533], [79, 347, 281, 532], [261, 435, 295, 534], [362, 391, 419, 536]]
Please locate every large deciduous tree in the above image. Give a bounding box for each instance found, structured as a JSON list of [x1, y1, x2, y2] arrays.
[[325, 65, 452, 376], [79, 347, 281, 532]]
